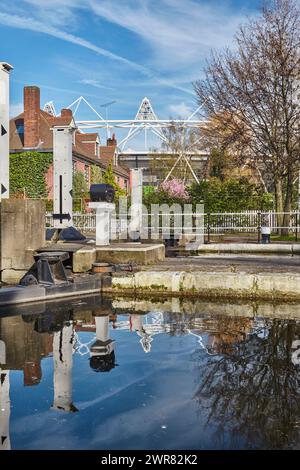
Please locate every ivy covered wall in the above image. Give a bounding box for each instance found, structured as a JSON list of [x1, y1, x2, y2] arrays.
[[10, 151, 53, 198]]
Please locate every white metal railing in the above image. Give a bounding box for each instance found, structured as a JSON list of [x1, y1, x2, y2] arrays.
[[45, 210, 300, 239], [46, 212, 96, 231]]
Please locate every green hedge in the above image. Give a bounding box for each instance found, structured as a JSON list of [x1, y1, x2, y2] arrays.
[[189, 177, 273, 212], [10, 151, 52, 198]]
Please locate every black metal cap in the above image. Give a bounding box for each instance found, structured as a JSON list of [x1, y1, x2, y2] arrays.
[[89, 183, 115, 203]]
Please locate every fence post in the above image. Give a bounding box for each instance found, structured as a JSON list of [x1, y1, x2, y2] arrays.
[[207, 212, 211, 244], [257, 211, 261, 244], [296, 212, 298, 242]]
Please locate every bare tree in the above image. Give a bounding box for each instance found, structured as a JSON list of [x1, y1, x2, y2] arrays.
[[194, 0, 300, 232]]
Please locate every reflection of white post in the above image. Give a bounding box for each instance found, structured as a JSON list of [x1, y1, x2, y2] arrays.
[[96, 316, 109, 342], [0, 371, 10, 451], [0, 62, 13, 200], [88, 202, 115, 246], [0, 339, 11, 451], [129, 169, 143, 241], [52, 123, 77, 229], [52, 323, 76, 412], [90, 316, 114, 356], [130, 314, 152, 353]]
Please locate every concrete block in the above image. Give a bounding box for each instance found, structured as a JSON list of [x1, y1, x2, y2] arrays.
[[96, 243, 165, 265], [1, 269, 28, 285], [73, 247, 96, 273], [0, 199, 45, 282]]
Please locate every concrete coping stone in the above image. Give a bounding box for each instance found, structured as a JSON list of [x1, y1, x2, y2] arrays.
[[197, 243, 300, 253], [96, 244, 164, 252]]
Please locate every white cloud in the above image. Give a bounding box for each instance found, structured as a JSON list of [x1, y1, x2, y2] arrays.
[[88, 0, 251, 71], [169, 102, 193, 118], [0, 12, 149, 74], [0, 0, 258, 101], [0, 9, 195, 95], [79, 79, 114, 91], [20, 0, 82, 28]]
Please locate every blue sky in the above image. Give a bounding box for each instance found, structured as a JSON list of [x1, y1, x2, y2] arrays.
[[0, 0, 261, 146]]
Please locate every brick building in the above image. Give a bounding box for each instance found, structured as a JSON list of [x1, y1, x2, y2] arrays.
[[9, 86, 129, 198]]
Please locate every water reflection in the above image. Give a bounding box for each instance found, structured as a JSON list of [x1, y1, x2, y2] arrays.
[[0, 340, 10, 450], [194, 317, 300, 449], [0, 296, 299, 450], [52, 321, 77, 413]]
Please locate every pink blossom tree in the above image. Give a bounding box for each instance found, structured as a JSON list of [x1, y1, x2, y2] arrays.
[[160, 178, 190, 200]]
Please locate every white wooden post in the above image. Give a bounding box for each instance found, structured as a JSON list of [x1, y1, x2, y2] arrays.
[[0, 62, 13, 200], [52, 124, 76, 229], [129, 169, 143, 240], [88, 202, 115, 245]]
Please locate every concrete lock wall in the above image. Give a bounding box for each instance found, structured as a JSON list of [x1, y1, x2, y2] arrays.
[[0, 199, 45, 284], [106, 269, 300, 301]]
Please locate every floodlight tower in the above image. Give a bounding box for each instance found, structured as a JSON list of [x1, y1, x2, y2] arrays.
[[100, 101, 116, 140]]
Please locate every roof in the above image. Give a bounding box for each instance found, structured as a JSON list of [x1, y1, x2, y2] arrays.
[[99, 144, 129, 178], [9, 109, 129, 178], [77, 133, 100, 142]]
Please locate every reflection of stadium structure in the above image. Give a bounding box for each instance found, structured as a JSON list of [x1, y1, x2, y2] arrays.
[[115, 312, 205, 354], [113, 313, 254, 355], [76, 312, 254, 355]]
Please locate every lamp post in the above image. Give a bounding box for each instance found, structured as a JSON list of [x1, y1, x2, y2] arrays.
[[100, 101, 116, 140]]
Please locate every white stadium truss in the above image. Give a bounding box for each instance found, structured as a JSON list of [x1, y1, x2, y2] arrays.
[[44, 96, 208, 183]]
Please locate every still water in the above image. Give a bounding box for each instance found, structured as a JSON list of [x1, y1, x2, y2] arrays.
[[0, 295, 300, 450]]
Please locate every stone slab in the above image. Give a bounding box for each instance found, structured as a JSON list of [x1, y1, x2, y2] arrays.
[[197, 243, 299, 254], [73, 247, 96, 273], [96, 243, 165, 265]]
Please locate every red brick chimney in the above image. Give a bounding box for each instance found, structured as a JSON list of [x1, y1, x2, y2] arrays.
[[107, 133, 117, 146], [24, 86, 40, 148], [61, 108, 73, 121]]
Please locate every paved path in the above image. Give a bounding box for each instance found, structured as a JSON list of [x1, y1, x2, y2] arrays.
[[142, 254, 300, 274]]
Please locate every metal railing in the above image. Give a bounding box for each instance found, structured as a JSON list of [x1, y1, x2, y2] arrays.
[[46, 212, 96, 232], [45, 210, 300, 241]]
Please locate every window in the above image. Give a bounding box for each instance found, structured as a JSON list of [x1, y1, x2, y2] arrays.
[[15, 119, 24, 135]]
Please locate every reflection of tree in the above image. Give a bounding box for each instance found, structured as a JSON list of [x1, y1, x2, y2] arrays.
[[194, 318, 300, 449]]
